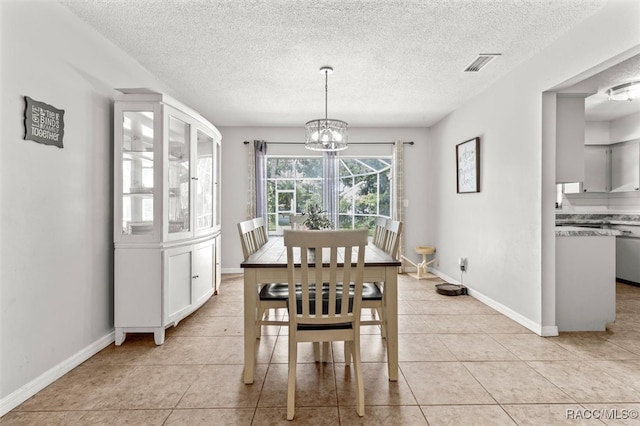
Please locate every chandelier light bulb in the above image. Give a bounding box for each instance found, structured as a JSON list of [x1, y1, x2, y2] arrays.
[[319, 127, 332, 142]]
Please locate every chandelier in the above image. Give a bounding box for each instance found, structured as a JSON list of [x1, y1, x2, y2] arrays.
[[305, 66, 348, 151], [607, 81, 640, 102]]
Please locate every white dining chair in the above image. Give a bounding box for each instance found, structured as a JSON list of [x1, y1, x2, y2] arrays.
[[284, 229, 367, 420], [252, 216, 269, 246], [382, 219, 403, 259], [362, 219, 403, 338], [238, 219, 288, 337], [237, 219, 260, 259], [372, 216, 387, 248]]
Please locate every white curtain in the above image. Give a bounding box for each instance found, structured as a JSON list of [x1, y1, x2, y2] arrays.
[[392, 140, 405, 262]]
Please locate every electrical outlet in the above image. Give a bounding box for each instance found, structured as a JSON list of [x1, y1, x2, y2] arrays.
[[458, 257, 467, 271]]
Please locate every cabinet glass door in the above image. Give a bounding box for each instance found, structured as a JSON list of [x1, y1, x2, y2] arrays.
[[121, 111, 154, 235], [168, 116, 190, 233], [196, 129, 214, 232], [215, 139, 221, 229]]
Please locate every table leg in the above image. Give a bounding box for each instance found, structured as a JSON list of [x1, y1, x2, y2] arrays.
[[385, 266, 399, 381], [243, 269, 257, 384]]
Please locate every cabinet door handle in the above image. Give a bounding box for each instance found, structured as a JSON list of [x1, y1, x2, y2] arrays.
[[191, 177, 199, 181], [192, 275, 199, 279]]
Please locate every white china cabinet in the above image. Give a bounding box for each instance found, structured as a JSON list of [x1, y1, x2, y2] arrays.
[[113, 90, 221, 345]]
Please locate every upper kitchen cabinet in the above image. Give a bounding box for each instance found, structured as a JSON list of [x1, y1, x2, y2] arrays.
[[556, 94, 587, 183], [583, 145, 610, 192], [610, 140, 640, 192]]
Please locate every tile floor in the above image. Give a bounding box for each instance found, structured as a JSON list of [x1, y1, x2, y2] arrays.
[[3, 274, 640, 425]]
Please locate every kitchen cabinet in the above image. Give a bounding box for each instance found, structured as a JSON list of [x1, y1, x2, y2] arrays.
[[616, 236, 640, 285], [556, 232, 616, 331], [113, 90, 221, 345], [556, 95, 586, 183], [192, 239, 216, 306], [610, 141, 640, 192], [164, 239, 216, 324], [582, 145, 610, 192]]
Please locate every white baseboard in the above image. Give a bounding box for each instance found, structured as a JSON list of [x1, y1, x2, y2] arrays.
[[428, 267, 461, 287], [0, 331, 115, 417], [222, 268, 243, 274], [428, 268, 556, 337]]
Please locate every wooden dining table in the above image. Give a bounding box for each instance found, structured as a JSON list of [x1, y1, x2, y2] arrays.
[[240, 236, 401, 384]]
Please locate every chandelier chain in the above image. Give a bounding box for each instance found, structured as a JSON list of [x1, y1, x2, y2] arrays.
[[324, 69, 328, 120]]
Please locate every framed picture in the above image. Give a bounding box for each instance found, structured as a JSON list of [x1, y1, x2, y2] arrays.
[[456, 137, 480, 193]]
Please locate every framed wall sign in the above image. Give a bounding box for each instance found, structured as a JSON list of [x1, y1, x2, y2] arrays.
[[456, 137, 480, 193], [24, 96, 65, 148]]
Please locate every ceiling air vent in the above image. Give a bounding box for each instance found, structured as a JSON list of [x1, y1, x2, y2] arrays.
[[464, 54, 501, 72]]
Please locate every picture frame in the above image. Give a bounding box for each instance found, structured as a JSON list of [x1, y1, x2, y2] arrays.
[[456, 137, 480, 193]]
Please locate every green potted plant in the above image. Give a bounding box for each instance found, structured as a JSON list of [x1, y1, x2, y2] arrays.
[[300, 203, 333, 259], [302, 203, 334, 230]]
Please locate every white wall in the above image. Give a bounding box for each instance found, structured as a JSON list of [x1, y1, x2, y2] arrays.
[[427, 0, 640, 334], [586, 112, 640, 146], [611, 112, 640, 143], [585, 121, 610, 145], [428, 79, 546, 328], [218, 126, 430, 272], [0, 1, 170, 411]]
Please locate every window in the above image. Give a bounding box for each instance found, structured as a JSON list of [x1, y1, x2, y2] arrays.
[[339, 158, 391, 231], [266, 157, 323, 232], [265, 155, 392, 234]]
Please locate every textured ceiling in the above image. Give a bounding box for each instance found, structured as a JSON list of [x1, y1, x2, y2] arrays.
[[579, 54, 640, 122], [60, 0, 619, 127]]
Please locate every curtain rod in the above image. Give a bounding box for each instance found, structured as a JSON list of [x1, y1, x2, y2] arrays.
[[243, 141, 414, 145]]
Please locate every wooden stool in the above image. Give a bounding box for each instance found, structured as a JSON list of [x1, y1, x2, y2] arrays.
[[401, 246, 437, 279]]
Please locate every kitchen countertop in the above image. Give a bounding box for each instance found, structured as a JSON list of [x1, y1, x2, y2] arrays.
[[555, 226, 623, 237], [555, 213, 640, 226]]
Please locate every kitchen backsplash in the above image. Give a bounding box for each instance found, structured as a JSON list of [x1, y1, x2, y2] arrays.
[[562, 191, 640, 212]]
